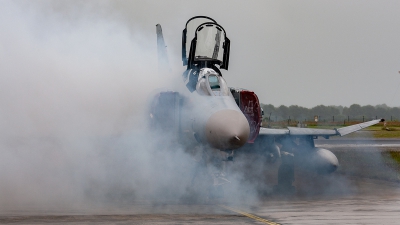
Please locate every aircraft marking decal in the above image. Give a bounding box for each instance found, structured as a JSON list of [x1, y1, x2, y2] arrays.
[[243, 100, 254, 115]]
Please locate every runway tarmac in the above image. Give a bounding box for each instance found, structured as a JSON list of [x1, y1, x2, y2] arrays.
[[1, 138, 400, 224], [2, 177, 400, 225], [255, 178, 400, 224], [315, 138, 400, 148]]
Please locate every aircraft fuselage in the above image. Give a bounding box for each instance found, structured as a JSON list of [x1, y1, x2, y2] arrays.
[[149, 68, 251, 151]]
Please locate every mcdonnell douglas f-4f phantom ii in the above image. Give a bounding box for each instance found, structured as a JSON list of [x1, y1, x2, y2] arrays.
[[150, 16, 384, 193]]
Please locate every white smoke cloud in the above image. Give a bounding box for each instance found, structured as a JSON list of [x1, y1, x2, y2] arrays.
[[3, 1, 396, 214], [0, 1, 191, 211], [0, 1, 262, 212]]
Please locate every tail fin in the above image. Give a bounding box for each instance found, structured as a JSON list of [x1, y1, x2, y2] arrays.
[[156, 24, 171, 75]]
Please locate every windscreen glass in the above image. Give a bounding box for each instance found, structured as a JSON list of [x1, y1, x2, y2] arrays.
[[195, 25, 225, 62], [208, 75, 220, 90]]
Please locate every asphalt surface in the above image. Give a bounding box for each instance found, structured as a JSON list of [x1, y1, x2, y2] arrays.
[[2, 177, 400, 225], [256, 178, 400, 224], [315, 138, 400, 148], [1, 138, 400, 224]]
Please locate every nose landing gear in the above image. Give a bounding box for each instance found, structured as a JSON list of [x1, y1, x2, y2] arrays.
[[222, 150, 234, 161]]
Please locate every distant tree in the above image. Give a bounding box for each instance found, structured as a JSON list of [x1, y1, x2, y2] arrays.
[[361, 105, 376, 119], [258, 103, 400, 122], [346, 104, 363, 117], [332, 105, 344, 115], [375, 107, 388, 119], [277, 105, 289, 120], [342, 106, 349, 115], [389, 107, 400, 120], [261, 104, 276, 120], [310, 105, 339, 119], [376, 104, 389, 110], [288, 105, 309, 121]]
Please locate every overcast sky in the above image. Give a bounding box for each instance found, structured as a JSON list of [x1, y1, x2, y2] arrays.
[[1, 0, 400, 108]]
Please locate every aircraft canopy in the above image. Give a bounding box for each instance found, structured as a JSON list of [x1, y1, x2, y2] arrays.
[[182, 16, 230, 70]]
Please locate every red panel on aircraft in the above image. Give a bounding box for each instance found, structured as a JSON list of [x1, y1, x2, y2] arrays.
[[239, 91, 262, 143]]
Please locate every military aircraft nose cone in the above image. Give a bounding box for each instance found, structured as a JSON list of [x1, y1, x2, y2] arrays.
[[205, 109, 250, 149]]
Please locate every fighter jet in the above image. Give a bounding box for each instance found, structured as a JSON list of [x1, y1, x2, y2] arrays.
[[150, 16, 384, 192]]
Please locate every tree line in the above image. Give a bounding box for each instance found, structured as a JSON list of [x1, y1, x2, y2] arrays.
[[261, 104, 400, 122]]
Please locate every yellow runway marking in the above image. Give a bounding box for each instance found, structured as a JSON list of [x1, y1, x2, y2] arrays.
[[219, 205, 281, 225]]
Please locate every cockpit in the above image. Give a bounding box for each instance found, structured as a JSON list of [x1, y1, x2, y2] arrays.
[[196, 68, 230, 96], [181, 16, 231, 93]]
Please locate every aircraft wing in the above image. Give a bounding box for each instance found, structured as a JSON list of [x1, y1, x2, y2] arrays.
[[259, 119, 384, 138]]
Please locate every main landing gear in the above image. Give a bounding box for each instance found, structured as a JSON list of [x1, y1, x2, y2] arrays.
[[273, 151, 295, 194]]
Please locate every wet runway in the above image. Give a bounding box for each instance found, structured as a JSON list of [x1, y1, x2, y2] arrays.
[[315, 138, 400, 148], [1, 138, 400, 224], [2, 179, 400, 224], [255, 178, 400, 224], [2, 177, 400, 225]]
